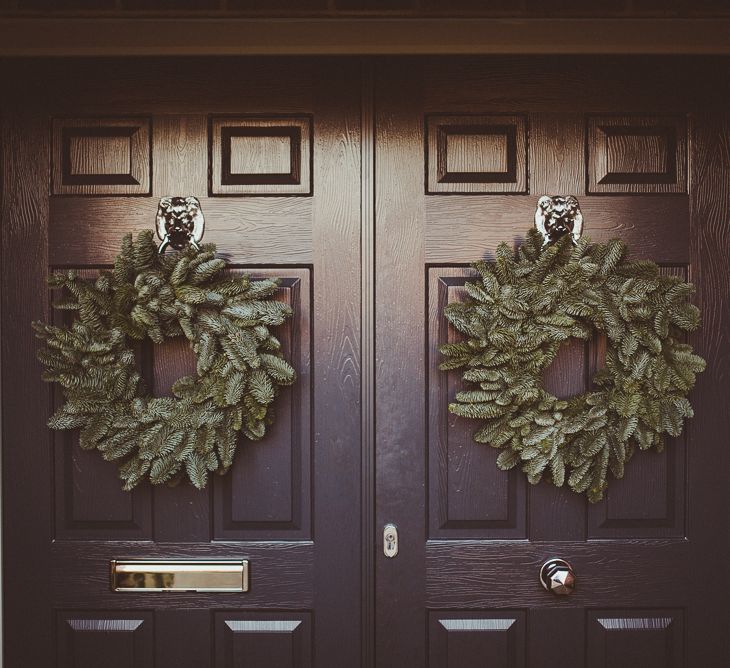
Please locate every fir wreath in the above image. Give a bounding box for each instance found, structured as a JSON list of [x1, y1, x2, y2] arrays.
[[439, 229, 705, 503], [33, 231, 296, 491]]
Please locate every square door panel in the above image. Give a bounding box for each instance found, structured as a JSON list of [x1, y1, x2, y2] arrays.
[[587, 115, 687, 193], [210, 116, 313, 196], [426, 114, 527, 194], [52, 118, 151, 196]]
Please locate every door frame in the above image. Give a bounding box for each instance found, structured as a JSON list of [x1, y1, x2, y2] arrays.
[[0, 18, 730, 56]]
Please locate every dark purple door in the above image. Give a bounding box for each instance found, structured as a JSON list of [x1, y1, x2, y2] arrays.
[[3, 55, 730, 668], [2, 58, 363, 667], [374, 56, 730, 667]]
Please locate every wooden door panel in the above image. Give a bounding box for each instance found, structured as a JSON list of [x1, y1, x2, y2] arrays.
[[425, 540, 689, 609], [57, 611, 154, 668], [424, 196, 690, 265], [215, 613, 312, 668], [51, 268, 154, 540], [428, 612, 526, 668], [586, 264, 688, 539], [586, 610, 684, 668], [209, 115, 313, 196], [586, 437, 685, 537], [428, 268, 527, 539], [51, 541, 314, 611], [424, 110, 690, 265], [155, 610, 212, 668], [586, 115, 687, 194], [214, 271, 311, 540], [425, 114, 528, 194], [376, 57, 730, 667], [51, 117, 153, 197]]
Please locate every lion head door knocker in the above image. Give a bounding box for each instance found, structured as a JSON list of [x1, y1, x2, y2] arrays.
[[155, 196, 205, 254], [534, 195, 583, 246]]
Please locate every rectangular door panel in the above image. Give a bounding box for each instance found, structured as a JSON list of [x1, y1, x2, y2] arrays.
[[50, 268, 154, 541], [586, 115, 687, 195], [51, 117, 152, 197], [429, 611, 526, 668], [212, 271, 311, 541], [428, 267, 527, 539], [49, 196, 315, 266], [57, 611, 154, 668], [425, 114, 528, 195], [215, 612, 312, 668], [587, 265, 689, 539], [209, 115, 313, 196], [587, 610, 684, 668], [55, 430, 153, 538], [423, 194, 690, 266]]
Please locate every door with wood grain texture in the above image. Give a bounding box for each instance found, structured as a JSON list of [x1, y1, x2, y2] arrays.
[[3, 55, 730, 668], [374, 56, 730, 667], [2, 58, 362, 667]]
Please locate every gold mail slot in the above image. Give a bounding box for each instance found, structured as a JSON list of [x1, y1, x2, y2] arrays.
[[110, 560, 249, 592]]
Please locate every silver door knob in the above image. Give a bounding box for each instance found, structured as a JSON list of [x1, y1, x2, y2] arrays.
[[540, 558, 576, 595]]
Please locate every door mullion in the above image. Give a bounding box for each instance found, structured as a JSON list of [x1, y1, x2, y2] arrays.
[[360, 58, 376, 668]]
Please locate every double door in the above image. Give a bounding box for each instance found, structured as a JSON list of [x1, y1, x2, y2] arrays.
[[2, 56, 728, 666]]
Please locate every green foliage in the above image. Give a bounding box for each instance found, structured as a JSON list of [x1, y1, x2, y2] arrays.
[[34, 231, 296, 491], [440, 228, 705, 503]]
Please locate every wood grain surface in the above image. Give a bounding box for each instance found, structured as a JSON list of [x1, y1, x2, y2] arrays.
[[374, 56, 729, 667], [375, 57, 428, 668], [3, 54, 730, 667], [686, 112, 730, 665], [1, 109, 54, 666], [2, 58, 364, 668]]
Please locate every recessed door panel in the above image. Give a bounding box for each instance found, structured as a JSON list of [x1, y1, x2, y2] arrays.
[[429, 611, 526, 668], [215, 612, 312, 668], [57, 612, 154, 668], [428, 268, 527, 539], [587, 610, 684, 668]]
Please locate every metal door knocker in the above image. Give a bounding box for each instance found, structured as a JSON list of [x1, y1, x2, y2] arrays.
[[534, 195, 583, 246], [155, 196, 205, 254]]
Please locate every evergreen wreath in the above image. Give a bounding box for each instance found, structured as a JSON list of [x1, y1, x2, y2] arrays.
[[34, 231, 296, 491], [439, 229, 705, 503]]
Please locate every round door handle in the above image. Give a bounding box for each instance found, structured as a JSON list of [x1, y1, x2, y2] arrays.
[[540, 558, 576, 595]]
